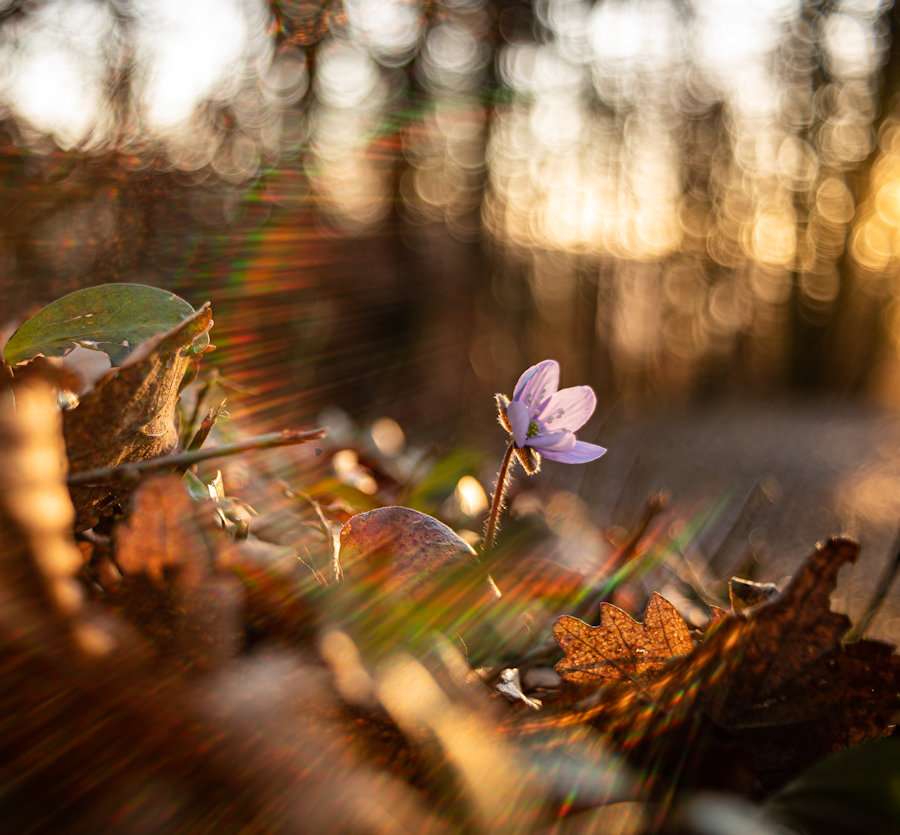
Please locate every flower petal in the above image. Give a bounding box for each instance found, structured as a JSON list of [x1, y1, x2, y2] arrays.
[[541, 440, 607, 464], [538, 386, 597, 433], [507, 399, 530, 447], [512, 360, 559, 411], [528, 430, 576, 451]]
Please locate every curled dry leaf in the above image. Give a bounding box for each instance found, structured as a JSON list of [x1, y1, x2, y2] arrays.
[[65, 304, 213, 529], [728, 577, 780, 613], [338, 506, 500, 600], [554, 593, 695, 685]]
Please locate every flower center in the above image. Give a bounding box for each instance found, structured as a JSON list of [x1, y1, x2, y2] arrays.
[[526, 420, 541, 439]]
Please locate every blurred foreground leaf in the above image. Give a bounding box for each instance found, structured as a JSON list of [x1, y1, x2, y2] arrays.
[[110, 475, 242, 673], [766, 738, 900, 835], [3, 283, 209, 366], [0, 376, 111, 657], [407, 449, 482, 512]]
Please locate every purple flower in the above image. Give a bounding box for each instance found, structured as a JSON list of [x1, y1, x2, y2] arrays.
[[501, 359, 606, 465]]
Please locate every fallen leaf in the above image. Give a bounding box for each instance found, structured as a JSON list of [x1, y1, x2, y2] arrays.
[[115, 475, 217, 584], [710, 538, 866, 724], [64, 304, 213, 529], [338, 505, 500, 599], [111, 474, 242, 673], [554, 593, 695, 684], [529, 538, 900, 795]]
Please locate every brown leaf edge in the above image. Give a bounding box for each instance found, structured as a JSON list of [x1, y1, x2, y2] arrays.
[[64, 304, 213, 529]]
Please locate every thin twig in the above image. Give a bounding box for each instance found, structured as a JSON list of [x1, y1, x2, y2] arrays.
[[68, 428, 326, 485], [183, 373, 217, 445], [183, 399, 228, 460]]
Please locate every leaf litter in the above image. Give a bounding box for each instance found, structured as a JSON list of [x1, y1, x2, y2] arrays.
[[0, 284, 898, 833]]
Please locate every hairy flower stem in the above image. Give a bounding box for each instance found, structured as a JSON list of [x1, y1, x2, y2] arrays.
[[483, 441, 516, 554]]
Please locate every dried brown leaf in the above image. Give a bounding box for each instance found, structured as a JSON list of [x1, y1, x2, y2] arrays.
[[115, 476, 210, 583], [0, 377, 115, 657], [554, 593, 694, 684], [531, 537, 900, 795], [713, 537, 863, 720], [64, 304, 213, 529], [111, 474, 242, 672], [729, 577, 780, 613]]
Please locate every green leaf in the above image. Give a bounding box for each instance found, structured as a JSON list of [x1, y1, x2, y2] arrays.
[[407, 448, 483, 513], [3, 283, 209, 366], [306, 477, 381, 512], [183, 470, 209, 502], [766, 738, 900, 835]]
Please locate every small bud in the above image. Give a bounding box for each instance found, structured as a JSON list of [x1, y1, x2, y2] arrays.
[[494, 393, 512, 433]]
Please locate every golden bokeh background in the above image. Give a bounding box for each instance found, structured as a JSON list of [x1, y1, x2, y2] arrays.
[[2, 2, 900, 625]]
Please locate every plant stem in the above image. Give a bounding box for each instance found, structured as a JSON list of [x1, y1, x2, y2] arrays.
[[846, 527, 900, 642], [483, 441, 516, 553], [182, 373, 217, 445], [67, 428, 326, 485]]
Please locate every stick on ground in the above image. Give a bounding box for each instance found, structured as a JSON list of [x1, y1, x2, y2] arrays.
[[67, 428, 326, 485]]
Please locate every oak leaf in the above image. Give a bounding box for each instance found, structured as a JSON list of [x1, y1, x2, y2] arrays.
[[531, 537, 900, 795], [64, 304, 213, 529], [553, 592, 695, 684]]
